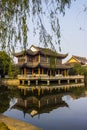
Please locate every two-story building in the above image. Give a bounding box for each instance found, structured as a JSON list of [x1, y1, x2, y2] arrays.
[[13, 45, 70, 77]]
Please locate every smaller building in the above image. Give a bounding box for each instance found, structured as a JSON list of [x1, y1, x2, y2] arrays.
[[66, 55, 87, 66]]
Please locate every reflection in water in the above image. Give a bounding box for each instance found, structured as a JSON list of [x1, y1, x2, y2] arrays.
[[0, 84, 87, 130], [0, 86, 10, 113], [12, 94, 68, 117], [0, 84, 86, 115]]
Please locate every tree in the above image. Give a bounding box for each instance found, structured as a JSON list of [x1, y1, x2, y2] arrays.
[[11, 64, 20, 78], [68, 63, 87, 75], [0, 51, 12, 77], [0, 0, 73, 52], [0, 51, 20, 78]]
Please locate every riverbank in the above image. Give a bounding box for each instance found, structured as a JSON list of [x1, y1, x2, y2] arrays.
[[0, 114, 42, 130]]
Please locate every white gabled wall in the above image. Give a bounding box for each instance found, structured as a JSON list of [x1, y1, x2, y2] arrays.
[[30, 45, 38, 52]]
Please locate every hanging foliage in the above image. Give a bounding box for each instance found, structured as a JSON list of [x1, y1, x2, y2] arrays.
[[0, 0, 73, 52]]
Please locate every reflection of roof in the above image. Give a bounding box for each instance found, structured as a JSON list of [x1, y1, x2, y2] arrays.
[[12, 100, 68, 117], [13, 45, 68, 59], [30, 110, 38, 116], [18, 62, 70, 69]]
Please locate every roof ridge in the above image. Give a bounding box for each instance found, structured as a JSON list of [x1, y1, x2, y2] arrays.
[[73, 55, 86, 59]]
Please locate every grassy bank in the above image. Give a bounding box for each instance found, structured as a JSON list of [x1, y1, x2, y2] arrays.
[[0, 122, 10, 130]]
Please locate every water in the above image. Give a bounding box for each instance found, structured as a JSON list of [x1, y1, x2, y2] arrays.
[[0, 85, 87, 130]]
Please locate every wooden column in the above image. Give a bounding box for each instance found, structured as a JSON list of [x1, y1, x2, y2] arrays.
[[47, 99, 49, 105], [42, 68, 44, 74], [47, 57, 48, 63], [47, 70, 49, 75], [38, 88, 40, 96], [25, 56, 27, 63], [58, 70, 60, 75], [21, 69, 23, 74], [38, 100, 40, 108], [64, 70, 67, 76], [24, 89, 26, 95], [24, 100, 27, 108], [38, 54, 40, 63], [28, 80, 30, 85], [22, 80, 24, 85], [67, 79, 70, 84], [47, 80, 50, 85], [81, 78, 84, 83], [32, 68, 34, 76], [36, 80, 38, 85], [42, 89, 44, 95], [55, 97, 57, 103], [32, 87, 34, 93], [64, 70, 65, 76], [24, 68, 27, 75], [75, 79, 78, 83], [50, 70, 52, 76], [66, 70, 68, 76], [58, 80, 61, 85], [38, 68, 40, 76]]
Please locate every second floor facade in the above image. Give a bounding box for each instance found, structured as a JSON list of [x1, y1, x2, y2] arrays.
[[14, 45, 68, 68], [17, 54, 62, 65]]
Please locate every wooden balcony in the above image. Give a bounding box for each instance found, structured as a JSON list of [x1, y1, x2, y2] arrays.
[[18, 74, 84, 80], [17, 74, 84, 86]]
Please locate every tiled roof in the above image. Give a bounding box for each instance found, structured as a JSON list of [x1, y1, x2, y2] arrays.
[[18, 62, 70, 69], [72, 55, 87, 64], [13, 45, 68, 59]]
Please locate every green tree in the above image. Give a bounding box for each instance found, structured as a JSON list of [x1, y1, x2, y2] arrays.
[[0, 0, 73, 52], [11, 64, 20, 78], [0, 51, 12, 77], [69, 63, 87, 75], [69, 63, 87, 85]]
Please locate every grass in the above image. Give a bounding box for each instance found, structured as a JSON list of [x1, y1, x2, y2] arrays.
[[0, 122, 10, 130]]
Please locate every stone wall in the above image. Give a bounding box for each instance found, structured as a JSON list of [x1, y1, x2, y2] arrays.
[[1, 79, 20, 86]]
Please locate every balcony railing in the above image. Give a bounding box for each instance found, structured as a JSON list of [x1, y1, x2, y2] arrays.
[[17, 74, 84, 80]]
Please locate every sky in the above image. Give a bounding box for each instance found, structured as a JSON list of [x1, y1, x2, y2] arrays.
[[27, 0, 87, 62], [59, 0, 87, 61], [14, 0, 87, 63]]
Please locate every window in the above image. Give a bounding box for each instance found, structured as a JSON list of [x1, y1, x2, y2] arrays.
[[18, 57, 25, 63]]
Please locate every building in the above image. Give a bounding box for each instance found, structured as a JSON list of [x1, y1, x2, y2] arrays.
[[13, 45, 70, 77], [66, 55, 87, 66]]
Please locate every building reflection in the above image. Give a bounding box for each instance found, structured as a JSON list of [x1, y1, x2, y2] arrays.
[[1, 83, 87, 117], [8, 83, 87, 117], [12, 93, 68, 117]]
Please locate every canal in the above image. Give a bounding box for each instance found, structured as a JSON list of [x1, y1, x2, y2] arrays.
[[0, 84, 87, 130]]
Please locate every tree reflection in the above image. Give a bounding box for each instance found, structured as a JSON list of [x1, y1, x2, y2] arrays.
[[0, 85, 20, 113], [0, 86, 9, 113]]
